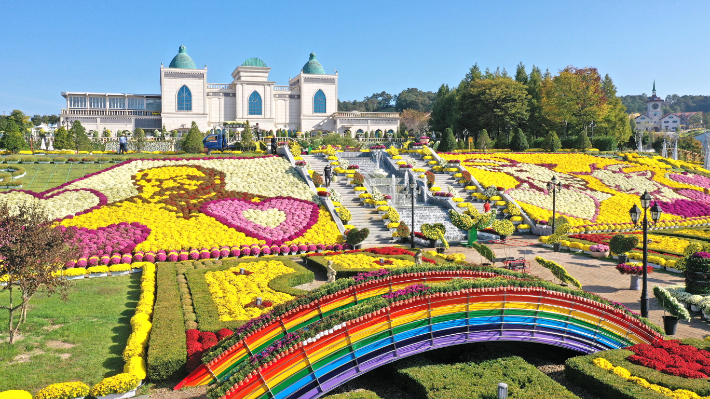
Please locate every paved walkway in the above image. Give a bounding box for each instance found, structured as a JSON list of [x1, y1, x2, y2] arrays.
[[450, 235, 708, 339]]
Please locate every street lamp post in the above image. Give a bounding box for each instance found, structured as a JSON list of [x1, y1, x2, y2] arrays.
[[410, 180, 418, 249], [546, 176, 562, 233], [629, 191, 663, 318]]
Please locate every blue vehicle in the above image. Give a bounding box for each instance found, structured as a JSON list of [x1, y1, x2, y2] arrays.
[[203, 132, 229, 154]]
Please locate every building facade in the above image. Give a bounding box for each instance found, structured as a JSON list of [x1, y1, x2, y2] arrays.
[[634, 82, 701, 132], [60, 46, 399, 136]]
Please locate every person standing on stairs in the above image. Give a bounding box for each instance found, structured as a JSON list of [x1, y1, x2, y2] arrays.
[[270, 135, 277, 154], [324, 164, 332, 188], [483, 199, 491, 213]]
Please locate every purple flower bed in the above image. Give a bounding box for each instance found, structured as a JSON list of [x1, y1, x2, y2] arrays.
[[677, 189, 710, 204], [657, 199, 710, 218], [693, 252, 710, 258], [670, 173, 710, 189], [382, 283, 429, 299], [353, 268, 390, 282], [589, 244, 610, 253]]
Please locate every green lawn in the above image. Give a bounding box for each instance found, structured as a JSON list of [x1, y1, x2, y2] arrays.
[[0, 273, 140, 394]]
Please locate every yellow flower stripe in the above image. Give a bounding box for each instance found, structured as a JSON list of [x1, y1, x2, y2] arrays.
[[324, 253, 414, 269], [205, 261, 295, 322], [593, 357, 709, 399]]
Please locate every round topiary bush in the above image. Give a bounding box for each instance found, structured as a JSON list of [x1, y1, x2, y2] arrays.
[[685, 252, 710, 295]]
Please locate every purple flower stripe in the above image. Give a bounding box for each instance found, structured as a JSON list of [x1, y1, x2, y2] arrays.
[[657, 199, 710, 218], [382, 283, 429, 299], [677, 189, 710, 204], [669, 173, 710, 189]]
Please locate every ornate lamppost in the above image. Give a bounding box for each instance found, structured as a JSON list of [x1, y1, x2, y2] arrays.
[[409, 180, 419, 249], [546, 176, 562, 233], [628, 191, 663, 318]]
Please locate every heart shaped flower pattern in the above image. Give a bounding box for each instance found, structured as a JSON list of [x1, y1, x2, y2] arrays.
[[200, 196, 319, 246], [0, 188, 107, 221]]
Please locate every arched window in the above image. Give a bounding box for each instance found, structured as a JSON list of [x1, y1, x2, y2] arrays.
[[177, 85, 192, 111], [313, 89, 326, 114], [248, 91, 262, 115]]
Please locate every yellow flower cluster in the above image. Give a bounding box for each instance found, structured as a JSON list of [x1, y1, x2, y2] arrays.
[[89, 373, 140, 397], [324, 253, 414, 269], [36, 382, 90, 399], [676, 229, 710, 239], [0, 391, 32, 399], [426, 251, 466, 263], [87, 266, 109, 274], [121, 262, 155, 380], [593, 357, 708, 399], [109, 264, 132, 272], [646, 234, 694, 254], [205, 261, 294, 322]]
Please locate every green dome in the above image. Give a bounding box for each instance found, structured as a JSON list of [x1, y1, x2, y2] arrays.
[[241, 57, 267, 67], [169, 45, 197, 69], [302, 52, 325, 75]]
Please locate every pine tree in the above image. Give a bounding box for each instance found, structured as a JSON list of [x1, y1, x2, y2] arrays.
[[161, 125, 168, 140], [542, 131, 562, 152], [133, 128, 147, 152], [102, 128, 111, 138], [457, 139, 466, 150], [182, 121, 204, 153], [438, 128, 457, 152], [241, 120, 253, 150], [477, 129, 491, 151], [494, 131, 509, 149], [70, 121, 90, 152], [575, 131, 592, 151], [510, 128, 529, 151], [53, 126, 71, 149]]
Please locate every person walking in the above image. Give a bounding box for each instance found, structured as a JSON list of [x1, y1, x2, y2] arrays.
[[483, 199, 491, 213], [118, 134, 128, 154], [324, 164, 332, 188], [271, 135, 277, 155]]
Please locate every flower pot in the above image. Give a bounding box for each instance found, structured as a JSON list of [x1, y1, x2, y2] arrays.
[[691, 304, 701, 312], [662, 315, 678, 335], [54, 161, 66, 164], [111, 271, 130, 276], [552, 243, 561, 252], [569, 248, 582, 253], [590, 251, 609, 259], [617, 254, 628, 265], [518, 229, 530, 234], [88, 272, 107, 278], [96, 389, 137, 399], [630, 275, 640, 290], [428, 238, 437, 248], [436, 247, 445, 254], [665, 266, 681, 273], [648, 263, 661, 269], [542, 244, 553, 248], [66, 275, 85, 280], [353, 243, 362, 249]]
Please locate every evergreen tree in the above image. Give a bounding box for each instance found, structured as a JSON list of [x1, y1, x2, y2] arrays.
[[182, 122, 204, 154], [514, 62, 528, 85], [70, 120, 90, 152], [457, 139, 466, 150], [0, 120, 28, 153], [241, 120, 253, 151], [494, 131, 510, 149], [102, 128, 111, 138], [171, 130, 179, 138], [477, 129, 491, 151], [161, 125, 168, 140], [438, 128, 457, 152], [133, 128, 147, 152], [526, 66, 547, 139], [53, 126, 71, 149], [510, 128, 529, 151], [542, 131, 562, 152], [575, 131, 592, 150]]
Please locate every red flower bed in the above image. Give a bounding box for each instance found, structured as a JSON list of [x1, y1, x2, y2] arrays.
[[185, 328, 234, 372], [626, 340, 710, 378]]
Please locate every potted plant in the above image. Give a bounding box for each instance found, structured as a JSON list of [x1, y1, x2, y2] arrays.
[[425, 171, 435, 189], [37, 157, 51, 164], [616, 262, 653, 290], [492, 219, 514, 242], [685, 252, 710, 295], [589, 244, 610, 258], [345, 227, 369, 249], [397, 222, 410, 243], [421, 223, 445, 248], [609, 234, 639, 265], [68, 157, 81, 164], [5, 156, 20, 164], [653, 285, 690, 335], [53, 157, 67, 164]]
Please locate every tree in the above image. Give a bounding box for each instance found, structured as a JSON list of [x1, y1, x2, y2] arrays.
[[241, 120, 253, 151], [47, 115, 59, 126], [171, 130, 179, 138], [1, 131, 28, 153], [477, 129, 491, 151], [438, 128, 457, 152], [133, 127, 147, 152], [400, 109, 429, 135], [31, 115, 42, 127], [510, 128, 529, 151], [542, 130, 562, 152], [575, 132, 592, 150], [514, 62, 528, 85], [70, 120, 90, 152], [429, 84, 457, 133], [458, 77, 529, 141], [395, 88, 437, 112], [596, 74, 631, 144], [0, 202, 79, 343], [102, 128, 111, 138], [182, 122, 204, 154], [53, 126, 71, 149], [526, 66, 548, 139], [541, 67, 609, 138], [161, 125, 168, 140]]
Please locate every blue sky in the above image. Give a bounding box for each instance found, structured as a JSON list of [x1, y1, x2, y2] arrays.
[[1, 0, 709, 115]]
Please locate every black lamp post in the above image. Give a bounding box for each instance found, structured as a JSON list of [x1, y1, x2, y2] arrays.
[[629, 190, 663, 318], [410, 180, 418, 249], [546, 176, 562, 233]]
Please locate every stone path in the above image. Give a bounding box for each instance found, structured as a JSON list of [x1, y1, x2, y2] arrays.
[[452, 235, 708, 339]]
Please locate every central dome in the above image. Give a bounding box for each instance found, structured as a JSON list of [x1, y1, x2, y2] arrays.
[[302, 52, 325, 75], [241, 57, 267, 67], [169, 45, 197, 69]]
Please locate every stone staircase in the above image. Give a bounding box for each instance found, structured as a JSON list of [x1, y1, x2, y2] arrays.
[[301, 154, 395, 246]]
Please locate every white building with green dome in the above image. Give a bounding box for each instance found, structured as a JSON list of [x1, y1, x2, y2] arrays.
[[60, 46, 399, 136]]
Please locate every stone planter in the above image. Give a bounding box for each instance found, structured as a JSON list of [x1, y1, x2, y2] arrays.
[[648, 263, 661, 269], [569, 248, 583, 253], [583, 250, 592, 255], [54, 161, 66, 164], [665, 266, 681, 273], [691, 304, 701, 312], [518, 229, 530, 234], [703, 310, 710, 321], [68, 161, 81, 164], [98, 161, 110, 164], [130, 268, 143, 274], [89, 272, 107, 278], [111, 271, 130, 276], [96, 389, 137, 399], [590, 251, 610, 259], [66, 275, 85, 280], [5, 161, 20, 164], [37, 161, 50, 164], [630, 275, 640, 290], [542, 244, 553, 248]]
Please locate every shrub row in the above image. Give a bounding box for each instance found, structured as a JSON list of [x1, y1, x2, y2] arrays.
[[146, 263, 187, 381], [186, 257, 314, 332], [565, 338, 710, 398], [303, 252, 421, 279]]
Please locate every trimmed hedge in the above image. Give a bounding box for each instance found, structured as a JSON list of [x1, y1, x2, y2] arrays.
[[304, 252, 423, 279], [565, 338, 710, 399], [146, 262, 187, 381], [186, 257, 313, 332], [324, 390, 382, 399], [397, 355, 577, 398]]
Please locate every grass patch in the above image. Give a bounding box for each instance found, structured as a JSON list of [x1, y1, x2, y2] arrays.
[[0, 273, 140, 394], [325, 390, 382, 399]]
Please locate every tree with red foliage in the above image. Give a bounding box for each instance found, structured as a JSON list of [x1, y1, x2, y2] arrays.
[[0, 202, 79, 343]]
